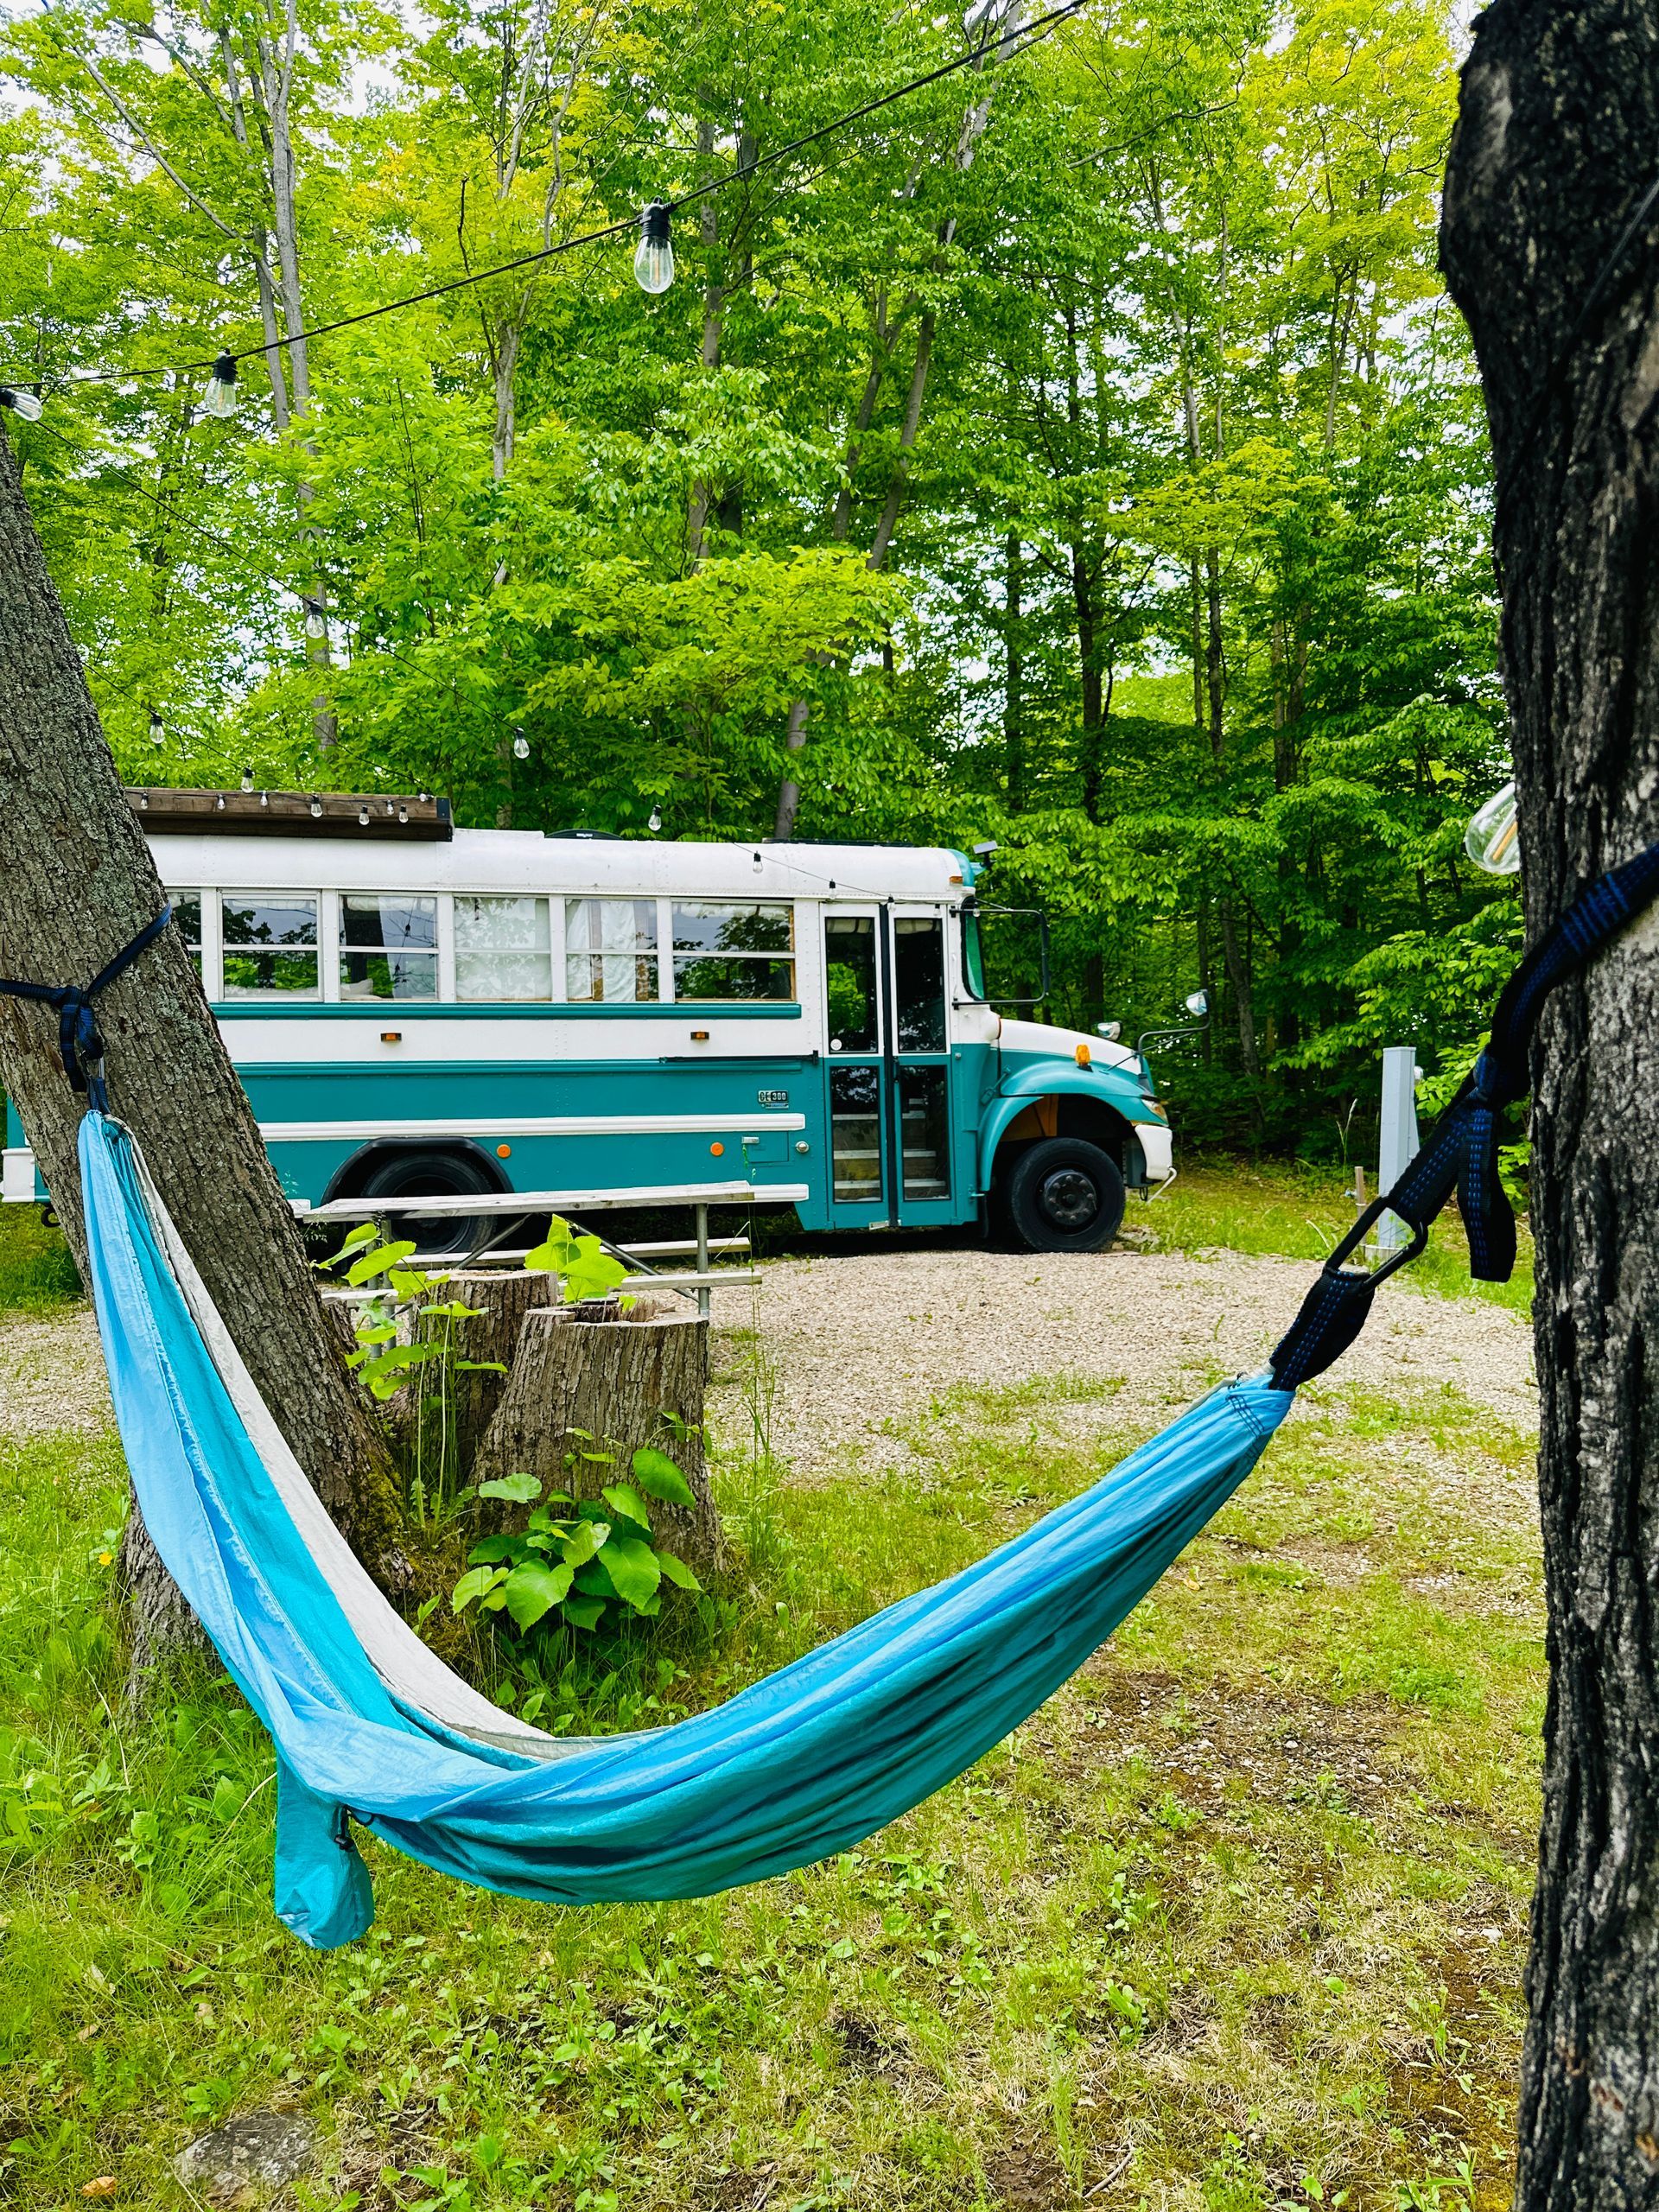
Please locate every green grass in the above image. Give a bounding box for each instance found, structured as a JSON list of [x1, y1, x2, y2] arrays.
[[0, 1202, 80, 1316], [0, 1338, 1541, 2210], [1131, 1162, 1535, 1315]]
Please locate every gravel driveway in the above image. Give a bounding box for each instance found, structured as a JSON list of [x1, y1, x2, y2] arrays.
[[709, 1246, 1538, 1482], [2, 1248, 1538, 1497]]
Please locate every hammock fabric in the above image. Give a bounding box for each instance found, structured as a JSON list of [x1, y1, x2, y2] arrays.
[[15, 834, 1658, 1948], [84, 1109, 1290, 1947]]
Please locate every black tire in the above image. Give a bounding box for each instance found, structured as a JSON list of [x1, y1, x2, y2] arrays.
[[356, 1147, 504, 1259], [1003, 1137, 1126, 1255]]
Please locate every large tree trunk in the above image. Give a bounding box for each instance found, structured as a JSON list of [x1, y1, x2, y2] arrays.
[[474, 1308, 723, 1574], [0, 426, 403, 1663], [1440, 9, 1659, 2205]]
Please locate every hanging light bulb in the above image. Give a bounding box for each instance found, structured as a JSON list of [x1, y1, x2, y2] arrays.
[[201, 351, 238, 418], [0, 386, 43, 422], [358, 804, 371, 826], [308, 796, 324, 819], [512, 728, 531, 761], [648, 805, 663, 833], [1465, 780, 1522, 875], [633, 202, 675, 296], [149, 709, 164, 749], [240, 766, 254, 793], [302, 597, 327, 643]]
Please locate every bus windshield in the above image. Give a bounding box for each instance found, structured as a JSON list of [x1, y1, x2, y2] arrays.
[[959, 905, 1049, 1007]]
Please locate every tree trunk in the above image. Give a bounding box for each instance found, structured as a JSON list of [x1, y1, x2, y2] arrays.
[[1440, 8, 1659, 2205], [473, 1308, 723, 1573], [0, 426, 403, 1664]]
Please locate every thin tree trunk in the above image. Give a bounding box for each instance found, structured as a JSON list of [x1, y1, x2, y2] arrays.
[[1005, 526, 1026, 812], [0, 427, 403, 1668], [1441, 7, 1659, 2204]]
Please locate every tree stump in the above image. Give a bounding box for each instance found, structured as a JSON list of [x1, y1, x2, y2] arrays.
[[428, 1270, 557, 1476], [472, 1304, 723, 1573]]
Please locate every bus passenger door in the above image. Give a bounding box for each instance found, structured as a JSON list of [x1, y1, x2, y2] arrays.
[[888, 908, 954, 1228], [822, 908, 888, 1228]]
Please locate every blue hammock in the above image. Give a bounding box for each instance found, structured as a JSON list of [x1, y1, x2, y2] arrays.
[[82, 1109, 1290, 1948], [13, 836, 1657, 1948]]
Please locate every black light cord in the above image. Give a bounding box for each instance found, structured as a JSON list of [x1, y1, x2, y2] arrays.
[[4, 1, 1083, 392]]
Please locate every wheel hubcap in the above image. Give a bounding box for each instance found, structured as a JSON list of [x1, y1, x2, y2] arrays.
[[1039, 1166, 1099, 1230]]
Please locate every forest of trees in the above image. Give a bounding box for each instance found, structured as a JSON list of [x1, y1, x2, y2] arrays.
[[0, 0, 1516, 1150]]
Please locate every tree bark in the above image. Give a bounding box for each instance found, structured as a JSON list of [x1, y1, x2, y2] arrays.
[[423, 1268, 556, 1478], [0, 426, 404, 1662], [473, 1308, 723, 1573], [1440, 8, 1659, 2206]]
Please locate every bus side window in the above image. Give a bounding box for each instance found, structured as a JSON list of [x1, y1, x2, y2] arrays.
[[824, 915, 877, 1052], [221, 893, 319, 1000], [456, 895, 552, 1001], [169, 892, 203, 982], [672, 904, 794, 1001], [340, 895, 438, 1001], [566, 899, 658, 1002], [893, 917, 946, 1052]]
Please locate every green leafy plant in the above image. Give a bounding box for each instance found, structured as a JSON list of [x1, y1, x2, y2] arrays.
[[524, 1216, 632, 1304], [316, 1224, 502, 1519], [453, 1440, 702, 1637]]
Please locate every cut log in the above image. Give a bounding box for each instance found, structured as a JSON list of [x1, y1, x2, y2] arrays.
[[473, 1304, 723, 1573], [426, 1270, 556, 1477]]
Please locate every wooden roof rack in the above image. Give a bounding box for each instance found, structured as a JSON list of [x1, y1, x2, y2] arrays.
[[124, 788, 454, 841]]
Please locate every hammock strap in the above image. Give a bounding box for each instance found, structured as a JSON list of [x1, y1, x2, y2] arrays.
[[0, 905, 174, 1115], [1269, 839, 1659, 1392]]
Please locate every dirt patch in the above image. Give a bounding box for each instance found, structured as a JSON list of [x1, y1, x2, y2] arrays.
[[0, 1309, 109, 1443], [1077, 1668, 1413, 1825], [712, 1248, 1536, 1485], [984, 2135, 1076, 2209]]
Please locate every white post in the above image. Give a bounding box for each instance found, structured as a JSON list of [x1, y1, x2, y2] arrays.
[[1374, 1046, 1421, 1250]]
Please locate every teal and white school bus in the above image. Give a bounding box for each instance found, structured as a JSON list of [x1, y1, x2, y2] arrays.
[[2, 795, 1173, 1252]]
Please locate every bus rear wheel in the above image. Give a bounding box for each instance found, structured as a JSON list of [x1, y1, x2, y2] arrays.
[[1004, 1138, 1125, 1254], [356, 1148, 503, 1260]]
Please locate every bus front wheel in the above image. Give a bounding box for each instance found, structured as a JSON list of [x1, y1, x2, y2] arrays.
[[1003, 1138, 1125, 1255]]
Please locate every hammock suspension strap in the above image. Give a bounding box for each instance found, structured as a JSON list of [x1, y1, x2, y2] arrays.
[[0, 905, 174, 1114], [1269, 840, 1659, 1391]]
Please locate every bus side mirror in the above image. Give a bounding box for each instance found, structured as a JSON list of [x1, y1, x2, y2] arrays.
[[1185, 990, 1209, 1019], [1096, 1021, 1121, 1041]]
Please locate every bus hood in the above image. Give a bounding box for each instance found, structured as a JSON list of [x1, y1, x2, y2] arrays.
[[997, 1017, 1142, 1074]]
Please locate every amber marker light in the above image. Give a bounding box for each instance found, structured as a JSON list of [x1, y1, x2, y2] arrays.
[[710, 1142, 725, 1156]]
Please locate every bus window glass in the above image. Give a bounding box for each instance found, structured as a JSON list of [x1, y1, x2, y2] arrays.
[[823, 914, 876, 1051], [169, 893, 203, 982], [455, 895, 551, 1001], [221, 893, 318, 999], [893, 917, 946, 1052], [830, 1064, 881, 1204], [566, 899, 658, 1002], [340, 895, 439, 1001], [673, 903, 793, 1001], [899, 1065, 950, 1199]]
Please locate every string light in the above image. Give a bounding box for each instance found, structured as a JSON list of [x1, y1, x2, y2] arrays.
[[302, 596, 327, 642], [240, 766, 255, 792], [149, 709, 164, 748], [0, 3, 1088, 407], [633, 204, 675, 296], [648, 806, 663, 832], [512, 728, 531, 760], [201, 352, 238, 418], [308, 796, 324, 818], [0, 387, 42, 422]]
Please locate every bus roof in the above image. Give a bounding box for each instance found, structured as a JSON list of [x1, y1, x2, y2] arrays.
[[143, 824, 979, 904]]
